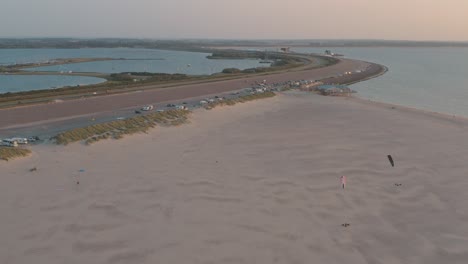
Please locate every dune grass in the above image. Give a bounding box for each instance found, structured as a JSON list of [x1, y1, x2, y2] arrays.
[[0, 147, 31, 161], [52, 109, 191, 145], [204, 91, 276, 110], [52, 92, 275, 145]]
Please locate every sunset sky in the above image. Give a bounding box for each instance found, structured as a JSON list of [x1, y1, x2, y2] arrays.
[[1, 0, 467, 41]]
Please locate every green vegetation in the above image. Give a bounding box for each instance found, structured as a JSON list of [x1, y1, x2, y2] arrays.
[[0, 58, 114, 73], [209, 50, 311, 73], [221, 68, 242, 74], [52, 109, 190, 145], [0, 147, 31, 161], [204, 91, 276, 110], [207, 51, 264, 59]]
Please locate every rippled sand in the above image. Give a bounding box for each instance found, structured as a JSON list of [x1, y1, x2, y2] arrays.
[[2, 92, 468, 264]]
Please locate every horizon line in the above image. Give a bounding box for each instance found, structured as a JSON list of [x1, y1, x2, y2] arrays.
[[0, 37, 467, 43]]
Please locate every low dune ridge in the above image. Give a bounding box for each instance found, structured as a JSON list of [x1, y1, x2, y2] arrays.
[[2, 92, 468, 263]]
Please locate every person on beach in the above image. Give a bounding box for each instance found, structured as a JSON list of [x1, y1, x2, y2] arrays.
[[340, 176, 346, 189]]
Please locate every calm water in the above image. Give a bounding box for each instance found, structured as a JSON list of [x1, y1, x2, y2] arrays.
[[0, 75, 104, 93], [297, 47, 468, 117], [0, 48, 263, 72], [250, 47, 468, 117], [0, 48, 266, 93]]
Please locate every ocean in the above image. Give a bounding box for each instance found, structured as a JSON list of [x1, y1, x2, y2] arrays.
[[249, 47, 468, 118], [293, 47, 468, 117]]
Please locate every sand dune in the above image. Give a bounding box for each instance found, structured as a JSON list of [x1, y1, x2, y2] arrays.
[[2, 92, 468, 263]]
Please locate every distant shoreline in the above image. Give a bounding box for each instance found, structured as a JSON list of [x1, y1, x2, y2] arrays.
[[1, 38, 467, 49]]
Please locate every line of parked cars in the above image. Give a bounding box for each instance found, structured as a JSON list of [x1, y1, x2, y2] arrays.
[[135, 103, 188, 114], [200, 96, 225, 105]]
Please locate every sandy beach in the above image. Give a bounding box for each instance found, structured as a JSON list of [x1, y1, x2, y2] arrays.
[[2, 91, 468, 263]]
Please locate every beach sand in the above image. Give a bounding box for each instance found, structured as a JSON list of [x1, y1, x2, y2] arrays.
[[2, 92, 468, 263]]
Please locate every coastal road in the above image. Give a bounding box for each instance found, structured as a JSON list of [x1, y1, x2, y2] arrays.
[[0, 58, 382, 133]]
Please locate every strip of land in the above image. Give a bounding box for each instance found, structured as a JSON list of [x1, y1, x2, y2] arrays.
[[0, 57, 382, 131], [0, 52, 329, 107], [0, 58, 115, 72]]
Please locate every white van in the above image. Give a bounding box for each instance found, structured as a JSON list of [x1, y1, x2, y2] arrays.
[[1, 139, 19, 147]]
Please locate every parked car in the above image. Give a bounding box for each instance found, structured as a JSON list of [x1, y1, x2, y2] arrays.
[[141, 105, 154, 111], [135, 110, 142, 114], [1, 139, 18, 147], [28, 136, 40, 142]]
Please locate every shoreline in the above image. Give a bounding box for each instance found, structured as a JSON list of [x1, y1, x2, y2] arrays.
[[349, 94, 468, 125]]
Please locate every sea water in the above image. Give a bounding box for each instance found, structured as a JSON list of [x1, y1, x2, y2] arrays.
[[0, 75, 105, 94], [277, 47, 468, 117]]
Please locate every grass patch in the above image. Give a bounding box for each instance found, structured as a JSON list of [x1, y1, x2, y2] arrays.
[[204, 91, 276, 110], [52, 92, 275, 145], [0, 147, 31, 161], [52, 109, 190, 145]]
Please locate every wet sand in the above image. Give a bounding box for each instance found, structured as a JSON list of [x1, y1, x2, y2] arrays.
[[1, 92, 468, 263]]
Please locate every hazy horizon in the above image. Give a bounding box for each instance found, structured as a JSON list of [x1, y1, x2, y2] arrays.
[[1, 0, 467, 41]]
